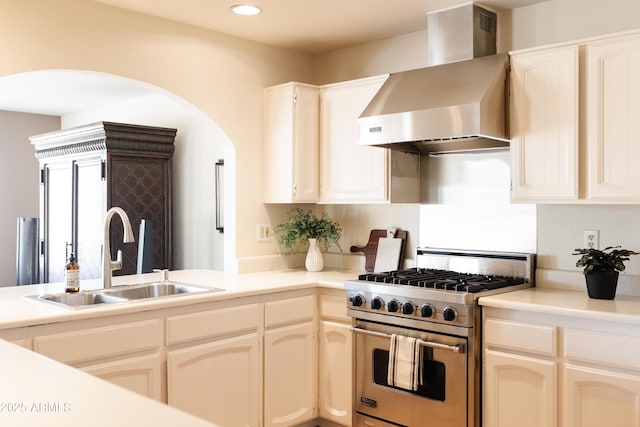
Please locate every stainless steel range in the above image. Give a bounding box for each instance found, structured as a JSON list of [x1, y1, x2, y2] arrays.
[[345, 247, 535, 427]]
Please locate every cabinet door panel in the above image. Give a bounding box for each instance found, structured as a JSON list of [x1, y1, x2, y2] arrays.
[[293, 85, 320, 202], [319, 320, 352, 425], [564, 364, 640, 427], [263, 83, 319, 203], [83, 353, 162, 400], [75, 156, 105, 280], [168, 333, 261, 427], [510, 46, 579, 201], [42, 161, 73, 283], [587, 35, 640, 200], [320, 76, 388, 203], [484, 350, 557, 427], [264, 322, 317, 427], [110, 156, 171, 274]]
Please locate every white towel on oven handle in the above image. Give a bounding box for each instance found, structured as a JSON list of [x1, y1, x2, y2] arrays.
[[387, 334, 422, 391]]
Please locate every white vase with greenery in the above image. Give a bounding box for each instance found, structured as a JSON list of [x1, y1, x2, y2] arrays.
[[274, 208, 342, 272]]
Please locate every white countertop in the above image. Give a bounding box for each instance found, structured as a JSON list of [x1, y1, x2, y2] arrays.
[[0, 339, 218, 427], [0, 268, 358, 427], [479, 287, 640, 325], [0, 269, 356, 329]]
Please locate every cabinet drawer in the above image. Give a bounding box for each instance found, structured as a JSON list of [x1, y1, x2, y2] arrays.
[[319, 293, 350, 322], [265, 295, 315, 328], [485, 319, 557, 356], [34, 319, 161, 365], [565, 328, 640, 371], [166, 303, 260, 345]]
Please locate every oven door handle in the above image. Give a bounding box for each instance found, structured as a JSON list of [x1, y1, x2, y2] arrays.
[[351, 327, 466, 354]]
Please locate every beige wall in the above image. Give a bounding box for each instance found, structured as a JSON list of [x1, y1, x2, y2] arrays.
[[4, 0, 640, 280], [0, 111, 60, 286], [512, 0, 640, 50], [0, 0, 315, 273]]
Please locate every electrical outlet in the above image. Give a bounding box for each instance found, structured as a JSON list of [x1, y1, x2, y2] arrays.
[[257, 224, 272, 242], [584, 229, 599, 249]]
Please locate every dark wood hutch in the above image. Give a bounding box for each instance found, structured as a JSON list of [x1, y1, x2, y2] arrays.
[[30, 121, 176, 283]]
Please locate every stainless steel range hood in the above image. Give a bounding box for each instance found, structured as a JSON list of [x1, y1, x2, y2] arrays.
[[359, 4, 509, 154]]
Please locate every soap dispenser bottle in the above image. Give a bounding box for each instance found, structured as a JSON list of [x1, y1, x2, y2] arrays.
[[65, 253, 80, 293]]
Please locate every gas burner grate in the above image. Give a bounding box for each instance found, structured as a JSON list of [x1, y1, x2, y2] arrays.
[[358, 268, 525, 293]]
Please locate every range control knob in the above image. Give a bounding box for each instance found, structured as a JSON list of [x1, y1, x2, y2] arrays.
[[402, 302, 415, 315], [420, 304, 435, 318], [387, 300, 400, 313], [442, 306, 457, 322], [351, 294, 365, 307], [371, 297, 384, 310]]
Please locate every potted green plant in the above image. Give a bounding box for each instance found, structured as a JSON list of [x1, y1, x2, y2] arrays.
[[573, 246, 639, 299], [274, 208, 342, 272]]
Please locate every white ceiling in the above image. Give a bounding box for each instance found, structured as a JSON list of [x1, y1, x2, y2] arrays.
[[0, 0, 543, 116]]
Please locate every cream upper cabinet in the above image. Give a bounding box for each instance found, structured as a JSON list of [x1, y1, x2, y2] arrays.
[[586, 34, 640, 200], [510, 45, 579, 202], [264, 82, 319, 203], [511, 31, 640, 203], [264, 76, 419, 204], [319, 75, 389, 203]]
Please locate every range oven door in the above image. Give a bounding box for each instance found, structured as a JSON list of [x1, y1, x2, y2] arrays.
[[354, 319, 468, 427]]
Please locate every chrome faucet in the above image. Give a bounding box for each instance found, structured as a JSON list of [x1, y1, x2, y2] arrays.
[[102, 207, 135, 289]]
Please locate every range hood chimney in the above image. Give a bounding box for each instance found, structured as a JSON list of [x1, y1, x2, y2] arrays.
[[359, 4, 509, 154]]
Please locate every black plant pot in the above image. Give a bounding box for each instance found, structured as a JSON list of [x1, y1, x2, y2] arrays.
[[584, 271, 619, 300]]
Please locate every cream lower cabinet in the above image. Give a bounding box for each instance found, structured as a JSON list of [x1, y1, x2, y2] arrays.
[[0, 327, 30, 348], [484, 318, 558, 427], [166, 303, 262, 427], [32, 318, 163, 400], [83, 353, 163, 399], [484, 350, 557, 427], [264, 295, 318, 427], [22, 288, 348, 427], [563, 327, 640, 427], [318, 291, 352, 426], [484, 308, 640, 427], [564, 364, 640, 427]]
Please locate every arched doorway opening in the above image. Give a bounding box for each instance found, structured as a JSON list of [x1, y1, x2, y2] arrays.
[[0, 70, 235, 285]]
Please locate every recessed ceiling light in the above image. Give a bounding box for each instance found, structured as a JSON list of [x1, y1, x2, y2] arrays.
[[230, 4, 262, 16]]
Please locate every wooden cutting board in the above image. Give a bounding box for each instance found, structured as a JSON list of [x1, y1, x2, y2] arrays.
[[350, 229, 408, 272]]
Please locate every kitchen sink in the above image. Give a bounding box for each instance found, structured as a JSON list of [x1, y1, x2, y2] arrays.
[[105, 282, 216, 300], [39, 292, 129, 307], [30, 281, 222, 309]]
